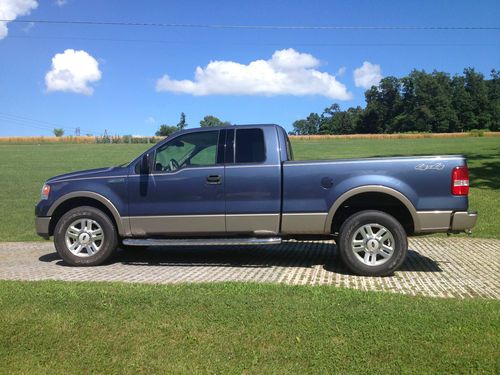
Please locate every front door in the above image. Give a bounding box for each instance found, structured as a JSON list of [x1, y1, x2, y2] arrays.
[[128, 130, 225, 236]]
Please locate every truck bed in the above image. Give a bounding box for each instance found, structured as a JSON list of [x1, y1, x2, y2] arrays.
[[281, 155, 469, 234]]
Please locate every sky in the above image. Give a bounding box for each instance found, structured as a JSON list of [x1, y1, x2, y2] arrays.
[[0, 0, 499, 136]]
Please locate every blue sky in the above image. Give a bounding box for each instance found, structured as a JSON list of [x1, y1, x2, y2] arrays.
[[0, 0, 499, 136]]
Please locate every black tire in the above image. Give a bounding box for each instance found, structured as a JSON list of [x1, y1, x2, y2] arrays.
[[54, 206, 118, 266], [337, 210, 407, 276]]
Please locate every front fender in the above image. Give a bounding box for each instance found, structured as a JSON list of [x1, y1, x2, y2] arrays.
[[47, 191, 127, 236]]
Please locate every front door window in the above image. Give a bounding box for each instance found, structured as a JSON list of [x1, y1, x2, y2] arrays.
[[154, 131, 219, 172]]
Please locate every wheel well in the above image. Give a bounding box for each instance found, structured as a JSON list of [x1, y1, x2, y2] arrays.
[[48, 197, 118, 236], [331, 192, 415, 235]]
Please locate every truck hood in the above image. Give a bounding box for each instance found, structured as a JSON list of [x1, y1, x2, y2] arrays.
[[47, 166, 126, 183]]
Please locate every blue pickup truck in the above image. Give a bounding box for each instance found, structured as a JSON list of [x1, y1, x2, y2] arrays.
[[35, 124, 477, 276]]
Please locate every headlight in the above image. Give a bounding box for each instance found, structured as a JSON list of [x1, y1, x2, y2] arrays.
[[41, 184, 51, 200]]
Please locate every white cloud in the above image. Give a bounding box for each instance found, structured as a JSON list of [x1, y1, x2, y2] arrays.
[[145, 116, 156, 124], [54, 0, 67, 6], [353, 61, 383, 89], [156, 48, 352, 100], [22, 20, 34, 33], [0, 0, 38, 40], [336, 66, 346, 77], [45, 49, 102, 95]]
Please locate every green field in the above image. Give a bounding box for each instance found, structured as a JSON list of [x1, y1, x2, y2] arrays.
[[0, 281, 498, 374], [0, 138, 499, 374], [0, 136, 498, 241]]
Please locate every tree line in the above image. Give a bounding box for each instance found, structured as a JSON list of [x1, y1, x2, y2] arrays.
[[52, 113, 232, 137], [291, 68, 499, 135], [155, 113, 231, 136]]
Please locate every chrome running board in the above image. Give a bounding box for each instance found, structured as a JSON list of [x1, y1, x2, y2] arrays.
[[122, 237, 282, 247]]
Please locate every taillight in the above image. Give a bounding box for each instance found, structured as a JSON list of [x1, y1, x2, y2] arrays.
[[451, 166, 469, 196], [41, 184, 51, 200]]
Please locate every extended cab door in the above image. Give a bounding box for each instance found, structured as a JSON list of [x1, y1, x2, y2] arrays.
[[224, 127, 282, 235], [127, 130, 226, 236]]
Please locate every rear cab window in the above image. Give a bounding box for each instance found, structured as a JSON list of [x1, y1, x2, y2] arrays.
[[234, 128, 266, 164]]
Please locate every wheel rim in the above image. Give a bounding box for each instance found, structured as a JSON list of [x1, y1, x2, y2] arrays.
[[351, 223, 395, 267], [65, 218, 104, 257]]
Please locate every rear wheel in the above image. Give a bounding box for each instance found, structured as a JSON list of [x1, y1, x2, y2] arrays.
[[54, 206, 118, 266], [337, 210, 407, 276]]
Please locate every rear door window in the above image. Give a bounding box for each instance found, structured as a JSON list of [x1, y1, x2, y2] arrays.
[[234, 129, 266, 163]]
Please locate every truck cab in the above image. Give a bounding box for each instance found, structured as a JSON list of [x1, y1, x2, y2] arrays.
[[126, 125, 286, 237]]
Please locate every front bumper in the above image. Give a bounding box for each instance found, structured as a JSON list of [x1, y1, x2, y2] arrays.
[[450, 211, 478, 232], [35, 217, 51, 239]]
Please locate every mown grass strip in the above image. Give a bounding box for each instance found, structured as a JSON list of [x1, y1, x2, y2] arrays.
[[0, 281, 498, 374]]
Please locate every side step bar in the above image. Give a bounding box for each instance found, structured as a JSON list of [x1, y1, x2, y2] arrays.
[[122, 237, 282, 247]]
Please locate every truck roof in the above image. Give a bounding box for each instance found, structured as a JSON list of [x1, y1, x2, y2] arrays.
[[172, 123, 284, 136]]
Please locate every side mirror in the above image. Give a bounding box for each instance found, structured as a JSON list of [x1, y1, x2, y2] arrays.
[[173, 140, 184, 147], [140, 154, 150, 174]]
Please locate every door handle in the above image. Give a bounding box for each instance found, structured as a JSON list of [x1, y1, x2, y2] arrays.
[[206, 175, 222, 184]]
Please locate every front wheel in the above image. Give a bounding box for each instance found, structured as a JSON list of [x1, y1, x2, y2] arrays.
[[54, 206, 118, 266], [337, 210, 407, 276]]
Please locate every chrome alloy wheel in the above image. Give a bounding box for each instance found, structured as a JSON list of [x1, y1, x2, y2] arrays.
[[351, 223, 395, 266], [65, 218, 104, 257]]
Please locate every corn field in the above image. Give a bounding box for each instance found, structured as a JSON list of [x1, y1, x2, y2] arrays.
[[0, 131, 498, 144]]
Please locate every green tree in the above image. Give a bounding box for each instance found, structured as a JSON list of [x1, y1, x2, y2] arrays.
[[319, 104, 341, 134], [155, 124, 178, 137], [291, 113, 321, 135], [358, 77, 402, 134], [177, 112, 187, 130], [53, 128, 64, 137], [452, 75, 475, 131], [464, 68, 491, 129], [289, 120, 305, 135], [487, 69, 500, 131], [411, 71, 456, 133], [319, 104, 359, 134], [199, 115, 230, 127], [358, 107, 383, 134]]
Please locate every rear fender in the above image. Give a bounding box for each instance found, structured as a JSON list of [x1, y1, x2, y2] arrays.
[[324, 183, 419, 233]]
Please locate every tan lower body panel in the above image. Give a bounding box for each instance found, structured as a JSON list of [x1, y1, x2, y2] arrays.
[[415, 211, 452, 232], [226, 214, 280, 234], [281, 213, 328, 234], [128, 215, 225, 236]]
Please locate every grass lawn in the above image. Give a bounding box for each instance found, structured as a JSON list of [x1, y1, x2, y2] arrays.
[[0, 281, 498, 374], [0, 136, 498, 241]]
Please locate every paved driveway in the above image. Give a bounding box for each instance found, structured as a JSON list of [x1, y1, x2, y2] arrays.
[[0, 237, 498, 299]]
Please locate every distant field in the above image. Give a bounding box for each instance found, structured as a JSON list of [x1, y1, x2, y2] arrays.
[[0, 136, 498, 241], [0, 131, 498, 143]]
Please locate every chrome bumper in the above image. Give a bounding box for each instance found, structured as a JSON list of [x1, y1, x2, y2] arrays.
[[416, 210, 478, 233], [451, 211, 478, 232], [35, 217, 51, 239]]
